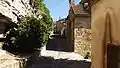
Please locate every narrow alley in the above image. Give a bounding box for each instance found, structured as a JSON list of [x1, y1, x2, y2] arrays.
[[27, 34, 91, 68], [0, 0, 91, 68]]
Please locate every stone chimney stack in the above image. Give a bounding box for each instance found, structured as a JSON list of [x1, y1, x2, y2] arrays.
[[69, 0, 75, 7]]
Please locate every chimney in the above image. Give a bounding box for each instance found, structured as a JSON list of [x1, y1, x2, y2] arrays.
[[69, 0, 75, 7]]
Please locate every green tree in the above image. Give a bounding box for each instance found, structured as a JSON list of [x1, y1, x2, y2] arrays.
[[2, 0, 53, 53], [35, 0, 53, 31], [3, 17, 50, 53]]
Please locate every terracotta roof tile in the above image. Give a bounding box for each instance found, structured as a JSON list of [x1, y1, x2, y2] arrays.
[[72, 4, 88, 14]]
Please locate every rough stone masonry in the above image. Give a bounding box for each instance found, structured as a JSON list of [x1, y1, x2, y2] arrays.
[[0, 0, 43, 68], [74, 28, 91, 58]]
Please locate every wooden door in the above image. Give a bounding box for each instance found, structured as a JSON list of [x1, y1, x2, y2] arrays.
[[107, 44, 118, 68]]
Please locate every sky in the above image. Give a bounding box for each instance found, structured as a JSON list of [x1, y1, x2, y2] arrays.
[[44, 0, 80, 21]]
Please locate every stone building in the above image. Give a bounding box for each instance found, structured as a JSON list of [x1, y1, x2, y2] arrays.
[[54, 18, 66, 35], [65, 0, 91, 57]]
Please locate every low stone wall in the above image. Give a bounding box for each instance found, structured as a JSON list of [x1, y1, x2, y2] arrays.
[[0, 49, 27, 68], [74, 28, 91, 57]]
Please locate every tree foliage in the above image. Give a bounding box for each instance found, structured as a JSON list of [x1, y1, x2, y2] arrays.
[[3, 17, 50, 53], [35, 0, 52, 26], [35, 0, 50, 15], [2, 0, 53, 53]]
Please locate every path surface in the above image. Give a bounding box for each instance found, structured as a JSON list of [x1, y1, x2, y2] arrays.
[[28, 46, 91, 68], [29, 56, 91, 68], [27, 34, 91, 68]]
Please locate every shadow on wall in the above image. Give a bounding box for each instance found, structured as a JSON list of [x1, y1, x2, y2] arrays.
[[46, 34, 70, 52], [25, 56, 91, 68]]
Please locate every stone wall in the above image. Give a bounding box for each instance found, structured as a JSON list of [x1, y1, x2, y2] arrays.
[[0, 0, 44, 68], [74, 28, 91, 57], [74, 17, 91, 29], [0, 49, 27, 68], [0, 0, 42, 23]]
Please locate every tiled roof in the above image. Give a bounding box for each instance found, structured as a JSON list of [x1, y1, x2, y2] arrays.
[[72, 4, 88, 15]]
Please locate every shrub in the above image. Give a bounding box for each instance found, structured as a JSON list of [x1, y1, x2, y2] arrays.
[[3, 16, 50, 53]]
